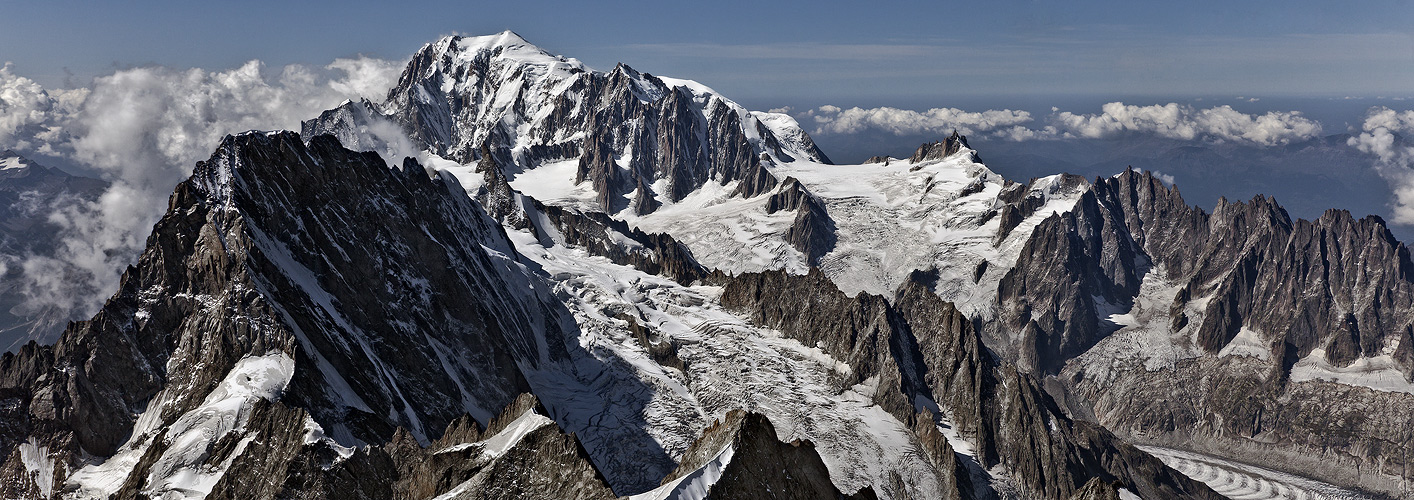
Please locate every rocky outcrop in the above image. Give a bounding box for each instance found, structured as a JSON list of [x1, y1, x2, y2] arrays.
[[383, 394, 615, 500], [909, 131, 978, 164], [720, 268, 1222, 500], [766, 177, 836, 264], [991, 174, 1090, 243], [1068, 478, 1122, 500], [996, 187, 1143, 373], [532, 202, 710, 284], [658, 410, 877, 499], [1000, 168, 1414, 494]]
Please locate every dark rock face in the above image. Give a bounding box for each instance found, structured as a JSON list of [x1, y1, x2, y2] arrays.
[[382, 394, 615, 500], [0, 151, 109, 352], [992, 174, 1090, 243], [996, 188, 1142, 373], [720, 269, 1222, 500], [1068, 478, 1123, 500], [1000, 168, 1414, 494], [661, 410, 876, 500], [766, 177, 837, 264], [0, 132, 576, 498], [910, 131, 979, 164]]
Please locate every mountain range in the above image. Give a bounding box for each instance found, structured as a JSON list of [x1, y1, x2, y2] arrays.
[[0, 31, 1408, 499]]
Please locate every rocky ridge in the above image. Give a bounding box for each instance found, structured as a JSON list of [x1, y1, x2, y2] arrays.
[[996, 168, 1414, 495]]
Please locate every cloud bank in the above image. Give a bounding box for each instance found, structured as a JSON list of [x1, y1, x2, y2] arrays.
[[0, 55, 404, 324], [1349, 107, 1414, 224], [808, 105, 1034, 137], [1049, 102, 1322, 146], [804, 101, 1324, 147]]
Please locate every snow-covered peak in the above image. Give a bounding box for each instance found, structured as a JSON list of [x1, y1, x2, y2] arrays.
[[423, 31, 590, 80]]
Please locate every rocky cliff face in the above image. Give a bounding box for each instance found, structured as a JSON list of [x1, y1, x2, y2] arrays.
[[766, 176, 836, 265], [653, 410, 877, 499], [997, 168, 1414, 494], [720, 268, 1222, 500], [0, 132, 587, 498], [910, 131, 979, 164]]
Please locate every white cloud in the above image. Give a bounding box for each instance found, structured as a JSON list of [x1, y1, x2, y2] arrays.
[[1, 55, 405, 324], [1348, 107, 1414, 224], [326, 56, 405, 101], [1048, 102, 1322, 146], [0, 63, 86, 154], [808, 105, 1033, 137], [805, 101, 1322, 147]]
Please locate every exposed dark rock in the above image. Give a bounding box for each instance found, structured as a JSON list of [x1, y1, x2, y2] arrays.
[[660, 410, 877, 499], [996, 188, 1142, 373], [767, 177, 837, 264], [910, 131, 979, 164], [532, 202, 709, 284], [1005, 168, 1414, 493], [575, 123, 628, 213], [619, 312, 685, 373], [474, 141, 710, 284], [0, 131, 572, 498], [719, 268, 1221, 499], [992, 174, 1089, 244], [1068, 478, 1122, 500]]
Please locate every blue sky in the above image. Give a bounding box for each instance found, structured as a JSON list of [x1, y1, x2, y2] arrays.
[[3, 0, 1412, 103]]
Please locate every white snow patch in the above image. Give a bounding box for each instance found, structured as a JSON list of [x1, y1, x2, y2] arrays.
[[1218, 327, 1271, 361], [1069, 267, 1202, 379], [19, 437, 55, 497], [628, 444, 735, 500], [1, 155, 29, 170], [1289, 348, 1414, 395], [479, 409, 555, 458], [67, 352, 295, 500]]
